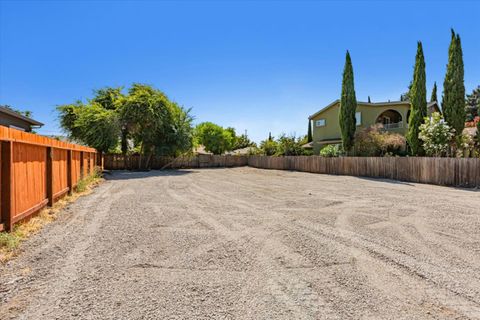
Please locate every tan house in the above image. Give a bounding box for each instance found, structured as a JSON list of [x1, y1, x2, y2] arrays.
[[308, 100, 440, 154]]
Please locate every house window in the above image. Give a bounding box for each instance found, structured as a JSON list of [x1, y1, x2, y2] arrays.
[[315, 119, 326, 127], [355, 112, 362, 126]]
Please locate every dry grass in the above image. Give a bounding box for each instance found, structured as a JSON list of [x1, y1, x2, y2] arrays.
[[0, 173, 103, 263]]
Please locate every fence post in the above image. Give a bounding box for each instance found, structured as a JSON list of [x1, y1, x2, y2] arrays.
[[67, 150, 73, 196], [46, 147, 54, 207], [1, 141, 13, 231], [80, 151, 84, 178]]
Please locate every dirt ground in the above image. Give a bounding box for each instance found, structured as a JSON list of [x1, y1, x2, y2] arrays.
[[1, 167, 479, 319]]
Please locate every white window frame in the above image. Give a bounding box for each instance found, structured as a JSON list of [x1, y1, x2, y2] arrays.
[[315, 119, 326, 127], [355, 112, 362, 126]]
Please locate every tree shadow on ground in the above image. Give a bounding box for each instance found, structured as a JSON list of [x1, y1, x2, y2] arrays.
[[103, 169, 195, 181]]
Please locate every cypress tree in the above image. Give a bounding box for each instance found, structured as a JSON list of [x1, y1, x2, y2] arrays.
[[307, 120, 313, 142], [442, 29, 466, 140], [430, 82, 437, 102], [339, 51, 357, 152], [368, 96, 371, 103], [407, 42, 427, 156]]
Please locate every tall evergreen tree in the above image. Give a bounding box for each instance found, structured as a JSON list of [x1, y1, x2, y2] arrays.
[[368, 96, 371, 103], [339, 51, 357, 152], [407, 42, 427, 156], [430, 82, 437, 102], [307, 120, 313, 142], [442, 29, 466, 140]]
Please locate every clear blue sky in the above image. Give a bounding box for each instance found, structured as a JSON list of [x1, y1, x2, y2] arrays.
[[0, 1, 478, 142]]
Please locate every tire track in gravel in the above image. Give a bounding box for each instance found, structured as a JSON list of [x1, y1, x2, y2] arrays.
[[292, 218, 480, 318], [2, 168, 479, 319], [164, 173, 341, 319], [0, 182, 116, 319], [178, 169, 480, 318]]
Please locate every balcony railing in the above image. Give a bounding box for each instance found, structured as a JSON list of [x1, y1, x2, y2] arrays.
[[383, 121, 403, 129]]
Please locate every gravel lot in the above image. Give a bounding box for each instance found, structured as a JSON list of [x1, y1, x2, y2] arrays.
[[1, 167, 480, 319]]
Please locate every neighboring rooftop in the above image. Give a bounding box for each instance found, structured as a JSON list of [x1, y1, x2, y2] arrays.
[[0, 105, 44, 127]]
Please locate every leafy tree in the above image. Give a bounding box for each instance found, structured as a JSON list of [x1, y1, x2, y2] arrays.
[[120, 84, 172, 168], [259, 138, 278, 156], [442, 29, 466, 141], [90, 87, 129, 155], [233, 133, 256, 149], [276, 134, 304, 156], [407, 42, 427, 156], [75, 104, 120, 153], [58, 84, 194, 168], [465, 86, 480, 121], [307, 120, 313, 142], [91, 87, 124, 110], [57, 101, 120, 153], [430, 82, 438, 102], [419, 112, 454, 157], [155, 102, 194, 156], [195, 122, 234, 154], [339, 51, 357, 152]]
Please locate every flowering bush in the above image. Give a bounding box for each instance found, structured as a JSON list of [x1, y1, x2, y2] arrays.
[[465, 116, 480, 128], [354, 124, 406, 156], [418, 112, 455, 157], [457, 133, 476, 157]]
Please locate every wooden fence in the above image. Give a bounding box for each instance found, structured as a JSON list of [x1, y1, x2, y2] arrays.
[[0, 126, 99, 231], [104, 154, 248, 170], [248, 156, 480, 188], [105, 154, 480, 188]]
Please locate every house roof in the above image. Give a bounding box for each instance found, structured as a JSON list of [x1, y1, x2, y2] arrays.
[[226, 147, 256, 155], [308, 100, 440, 120], [0, 106, 44, 126], [301, 142, 313, 149]]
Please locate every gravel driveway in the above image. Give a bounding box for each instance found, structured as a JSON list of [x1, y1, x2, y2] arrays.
[[1, 167, 480, 319]]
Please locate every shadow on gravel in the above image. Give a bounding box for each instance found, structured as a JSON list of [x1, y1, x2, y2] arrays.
[[356, 176, 480, 191], [355, 176, 416, 186], [103, 169, 195, 181]]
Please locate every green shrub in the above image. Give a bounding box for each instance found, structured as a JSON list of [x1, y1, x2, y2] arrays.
[[319, 144, 340, 157]]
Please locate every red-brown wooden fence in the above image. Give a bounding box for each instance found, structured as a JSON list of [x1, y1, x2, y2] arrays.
[[0, 126, 99, 232]]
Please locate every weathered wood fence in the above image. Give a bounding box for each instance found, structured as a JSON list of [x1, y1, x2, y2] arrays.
[[104, 154, 248, 170], [0, 126, 99, 231], [248, 156, 480, 188], [105, 154, 480, 188]]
